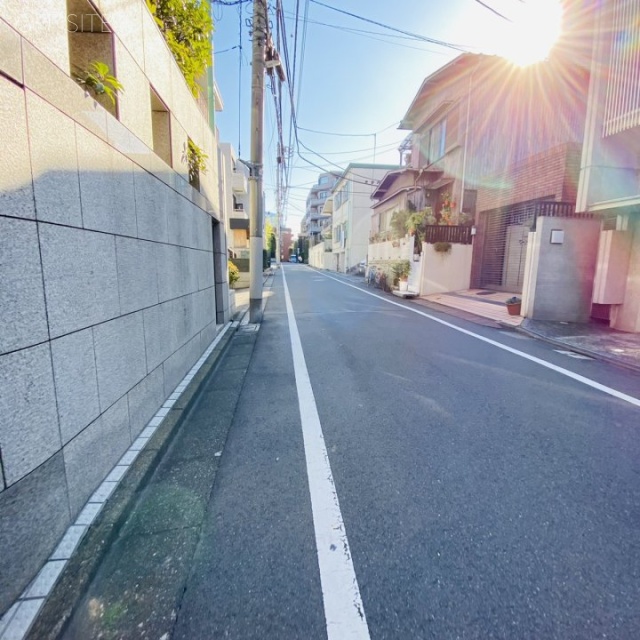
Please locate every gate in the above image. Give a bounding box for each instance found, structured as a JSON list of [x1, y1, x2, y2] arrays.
[[479, 200, 580, 292]]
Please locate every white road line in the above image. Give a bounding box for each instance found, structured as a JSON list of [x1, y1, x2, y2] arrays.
[[312, 270, 640, 410], [281, 267, 371, 640]]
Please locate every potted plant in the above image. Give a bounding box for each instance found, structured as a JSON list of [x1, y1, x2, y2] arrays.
[[392, 260, 411, 291], [505, 296, 522, 316]]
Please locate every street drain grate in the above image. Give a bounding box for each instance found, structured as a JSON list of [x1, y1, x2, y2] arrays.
[[554, 350, 593, 360], [238, 324, 260, 333]]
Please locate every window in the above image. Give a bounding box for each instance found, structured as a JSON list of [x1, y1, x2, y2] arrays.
[[150, 88, 171, 166], [319, 175, 329, 184], [428, 119, 447, 162], [445, 106, 460, 149], [319, 191, 328, 199], [67, 0, 118, 118], [462, 189, 477, 217]]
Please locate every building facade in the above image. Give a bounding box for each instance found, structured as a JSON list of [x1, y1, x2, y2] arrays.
[[332, 163, 399, 272], [575, 0, 640, 331], [300, 171, 339, 245], [0, 0, 228, 613], [397, 51, 590, 299], [219, 143, 250, 261]]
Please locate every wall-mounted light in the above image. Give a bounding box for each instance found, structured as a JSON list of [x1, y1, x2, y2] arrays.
[[550, 229, 564, 244], [470, 226, 477, 236]]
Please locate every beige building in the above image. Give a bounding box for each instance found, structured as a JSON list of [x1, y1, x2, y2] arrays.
[[219, 143, 250, 259], [332, 163, 399, 272], [0, 0, 228, 617]]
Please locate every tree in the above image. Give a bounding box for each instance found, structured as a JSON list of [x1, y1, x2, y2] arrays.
[[390, 209, 411, 239], [146, 0, 213, 96], [297, 236, 309, 264], [264, 219, 276, 257]]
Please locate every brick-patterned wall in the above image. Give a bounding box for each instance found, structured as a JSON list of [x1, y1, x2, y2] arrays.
[[476, 142, 582, 212]]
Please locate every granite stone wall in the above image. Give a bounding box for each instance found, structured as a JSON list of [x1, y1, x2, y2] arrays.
[[0, 1, 227, 612]]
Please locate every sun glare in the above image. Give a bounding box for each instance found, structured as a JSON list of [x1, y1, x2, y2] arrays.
[[499, 0, 563, 66]]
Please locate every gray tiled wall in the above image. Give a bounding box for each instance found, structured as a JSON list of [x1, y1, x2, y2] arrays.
[[0, 74, 220, 613]]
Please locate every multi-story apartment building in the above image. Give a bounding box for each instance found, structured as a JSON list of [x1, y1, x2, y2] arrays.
[[280, 227, 293, 262], [0, 0, 228, 618], [575, 0, 640, 331], [300, 171, 339, 244], [332, 163, 399, 272], [219, 143, 250, 260]]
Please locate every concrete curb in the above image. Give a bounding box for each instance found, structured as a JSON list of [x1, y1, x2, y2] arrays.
[[26, 324, 238, 640], [516, 325, 640, 374]]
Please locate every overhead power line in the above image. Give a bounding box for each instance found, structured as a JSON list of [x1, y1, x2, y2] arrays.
[[308, 0, 469, 52], [473, 0, 513, 21], [297, 122, 399, 137]]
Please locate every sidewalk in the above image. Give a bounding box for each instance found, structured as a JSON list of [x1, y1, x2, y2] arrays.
[[15, 275, 275, 640], [422, 290, 640, 372]]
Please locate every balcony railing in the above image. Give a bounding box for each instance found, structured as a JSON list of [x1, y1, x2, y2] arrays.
[[424, 225, 473, 245], [369, 229, 395, 243]]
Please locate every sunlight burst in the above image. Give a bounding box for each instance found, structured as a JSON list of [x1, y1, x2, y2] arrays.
[[498, 0, 563, 66]]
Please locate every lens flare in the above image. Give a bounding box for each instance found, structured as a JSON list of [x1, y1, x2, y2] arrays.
[[499, 0, 564, 66]]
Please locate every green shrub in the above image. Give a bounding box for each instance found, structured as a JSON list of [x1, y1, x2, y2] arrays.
[[186, 140, 208, 183], [74, 61, 123, 105], [146, 0, 213, 96], [391, 260, 411, 285], [228, 259, 239, 287]]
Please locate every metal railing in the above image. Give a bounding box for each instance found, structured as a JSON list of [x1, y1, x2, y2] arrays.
[[424, 225, 473, 245]]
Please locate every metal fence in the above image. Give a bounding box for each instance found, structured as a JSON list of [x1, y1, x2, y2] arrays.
[[424, 225, 473, 245]]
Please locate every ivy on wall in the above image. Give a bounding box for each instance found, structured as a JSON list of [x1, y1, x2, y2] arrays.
[[146, 0, 213, 96]]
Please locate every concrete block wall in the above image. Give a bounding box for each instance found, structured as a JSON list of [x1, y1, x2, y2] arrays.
[[0, 0, 227, 614], [521, 217, 601, 322]]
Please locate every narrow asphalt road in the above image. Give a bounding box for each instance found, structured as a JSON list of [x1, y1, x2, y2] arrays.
[[177, 266, 640, 639], [67, 265, 640, 639]]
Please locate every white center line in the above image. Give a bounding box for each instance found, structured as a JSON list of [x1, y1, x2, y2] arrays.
[[312, 269, 640, 410], [281, 267, 371, 640]]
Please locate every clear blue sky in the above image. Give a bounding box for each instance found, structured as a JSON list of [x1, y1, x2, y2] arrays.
[[211, 0, 562, 233]]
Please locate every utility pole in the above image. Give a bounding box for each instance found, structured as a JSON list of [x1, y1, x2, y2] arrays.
[[249, 0, 266, 323]]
